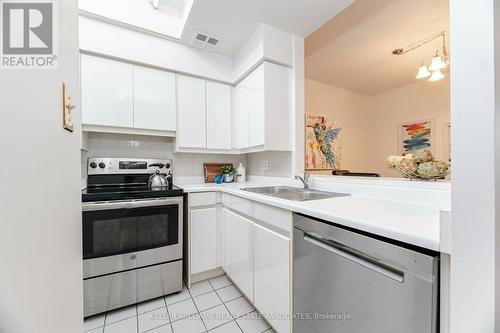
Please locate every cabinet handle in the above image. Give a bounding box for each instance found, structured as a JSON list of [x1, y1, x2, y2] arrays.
[[303, 231, 405, 283]]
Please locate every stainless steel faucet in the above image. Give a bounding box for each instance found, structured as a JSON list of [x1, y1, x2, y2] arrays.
[[295, 171, 310, 189]]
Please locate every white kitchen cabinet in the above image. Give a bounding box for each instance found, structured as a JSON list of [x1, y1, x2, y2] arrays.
[[81, 55, 176, 136], [206, 81, 232, 150], [81, 54, 134, 128], [245, 64, 265, 148], [133, 66, 176, 132], [223, 208, 254, 301], [190, 207, 218, 275], [233, 78, 250, 149], [177, 79, 232, 152], [254, 223, 291, 333], [233, 61, 292, 151], [177, 75, 207, 148]]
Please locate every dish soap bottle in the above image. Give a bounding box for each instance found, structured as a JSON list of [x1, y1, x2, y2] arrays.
[[236, 163, 246, 183]]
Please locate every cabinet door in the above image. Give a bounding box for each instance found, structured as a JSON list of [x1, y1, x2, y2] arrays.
[[223, 208, 254, 301], [246, 64, 265, 148], [263, 62, 292, 151], [233, 85, 249, 149], [254, 224, 290, 333], [234, 64, 265, 149], [81, 55, 134, 128], [133, 66, 176, 131], [206, 81, 232, 150], [191, 207, 217, 274], [178, 75, 206, 148]]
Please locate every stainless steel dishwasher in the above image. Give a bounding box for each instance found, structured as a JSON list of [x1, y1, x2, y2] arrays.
[[293, 213, 439, 333]]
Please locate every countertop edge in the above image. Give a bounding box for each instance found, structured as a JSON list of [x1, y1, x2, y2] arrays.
[[181, 183, 442, 252]]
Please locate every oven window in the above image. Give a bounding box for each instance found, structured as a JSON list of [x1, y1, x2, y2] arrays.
[[83, 205, 179, 259]]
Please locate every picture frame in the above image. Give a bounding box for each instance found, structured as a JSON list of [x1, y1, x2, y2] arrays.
[[398, 119, 433, 156]]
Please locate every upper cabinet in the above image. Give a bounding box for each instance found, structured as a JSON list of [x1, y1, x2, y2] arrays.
[[177, 76, 233, 152], [81, 56, 292, 153], [177, 75, 207, 149], [81, 54, 176, 136], [206, 82, 232, 150], [81, 55, 134, 128], [133, 66, 176, 132], [233, 62, 292, 152]]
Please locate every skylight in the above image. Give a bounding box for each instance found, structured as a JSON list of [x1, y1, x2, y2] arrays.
[[79, 0, 195, 39]]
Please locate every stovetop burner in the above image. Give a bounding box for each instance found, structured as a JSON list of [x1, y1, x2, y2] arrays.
[[82, 158, 183, 202], [82, 185, 184, 202]]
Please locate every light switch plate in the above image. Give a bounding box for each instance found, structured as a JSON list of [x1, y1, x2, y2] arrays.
[[261, 160, 269, 170], [62, 83, 75, 132]]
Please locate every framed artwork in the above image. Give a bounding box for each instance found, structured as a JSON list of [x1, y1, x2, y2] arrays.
[[305, 115, 342, 170], [398, 120, 433, 155]]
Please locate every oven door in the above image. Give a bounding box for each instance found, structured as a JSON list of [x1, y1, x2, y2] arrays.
[[82, 197, 183, 278]]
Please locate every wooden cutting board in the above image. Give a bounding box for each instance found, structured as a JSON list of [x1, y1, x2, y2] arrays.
[[204, 163, 233, 183]]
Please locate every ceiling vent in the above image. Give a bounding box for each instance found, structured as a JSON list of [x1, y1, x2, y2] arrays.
[[191, 31, 222, 51]]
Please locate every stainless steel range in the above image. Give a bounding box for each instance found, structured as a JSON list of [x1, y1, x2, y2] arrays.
[[82, 158, 183, 317]]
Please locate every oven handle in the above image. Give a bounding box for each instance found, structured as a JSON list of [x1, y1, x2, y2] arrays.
[[82, 197, 183, 211]]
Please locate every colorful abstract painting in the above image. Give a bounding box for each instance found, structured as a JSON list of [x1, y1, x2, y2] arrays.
[[399, 120, 432, 155], [305, 115, 342, 170]]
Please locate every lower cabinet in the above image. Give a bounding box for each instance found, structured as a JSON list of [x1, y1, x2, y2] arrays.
[[191, 207, 217, 275], [223, 208, 254, 301], [254, 223, 290, 333], [189, 194, 292, 333]]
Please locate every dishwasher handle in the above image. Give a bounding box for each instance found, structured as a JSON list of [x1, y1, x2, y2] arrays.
[[302, 230, 405, 283]]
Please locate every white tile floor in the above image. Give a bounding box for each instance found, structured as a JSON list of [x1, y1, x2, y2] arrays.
[[84, 275, 275, 333]]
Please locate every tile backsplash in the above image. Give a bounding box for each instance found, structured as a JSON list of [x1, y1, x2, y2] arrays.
[[246, 151, 292, 177], [81, 132, 246, 182], [81, 133, 292, 186]]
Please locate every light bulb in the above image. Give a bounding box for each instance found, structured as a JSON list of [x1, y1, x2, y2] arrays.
[[416, 64, 431, 79], [429, 69, 445, 81], [429, 55, 446, 71]]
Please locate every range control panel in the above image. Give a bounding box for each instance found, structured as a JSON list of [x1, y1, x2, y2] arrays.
[[87, 158, 172, 175]]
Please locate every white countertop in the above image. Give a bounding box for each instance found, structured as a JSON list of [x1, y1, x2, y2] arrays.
[[180, 180, 443, 252]]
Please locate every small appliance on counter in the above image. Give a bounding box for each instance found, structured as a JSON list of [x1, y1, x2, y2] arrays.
[[81, 158, 183, 317]]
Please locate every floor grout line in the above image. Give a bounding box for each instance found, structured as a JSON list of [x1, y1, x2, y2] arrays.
[[163, 289, 175, 333], [135, 304, 139, 333], [185, 281, 209, 333], [207, 279, 243, 333]]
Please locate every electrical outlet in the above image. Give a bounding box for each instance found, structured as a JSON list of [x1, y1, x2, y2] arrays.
[[261, 160, 269, 171]]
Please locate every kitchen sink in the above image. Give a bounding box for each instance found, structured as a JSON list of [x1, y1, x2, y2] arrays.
[[241, 186, 349, 201]]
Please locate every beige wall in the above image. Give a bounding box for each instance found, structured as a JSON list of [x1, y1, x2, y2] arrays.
[[368, 77, 450, 176], [305, 79, 372, 174], [305, 77, 450, 177]]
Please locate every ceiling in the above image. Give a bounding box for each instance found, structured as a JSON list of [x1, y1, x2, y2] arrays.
[[180, 0, 355, 56], [305, 0, 449, 95], [79, 0, 195, 39]]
